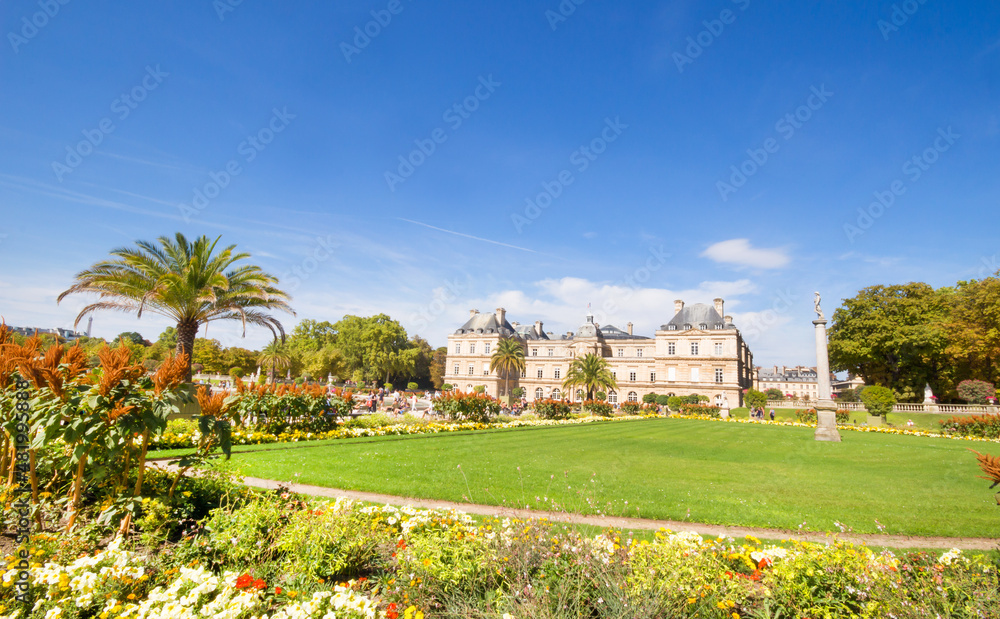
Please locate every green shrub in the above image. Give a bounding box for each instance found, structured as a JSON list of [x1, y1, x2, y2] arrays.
[[621, 401, 642, 414], [957, 380, 995, 405], [939, 414, 1000, 438], [583, 399, 613, 417], [595, 391, 607, 401], [435, 391, 501, 423], [407, 381, 419, 390], [655, 394, 671, 406], [642, 392, 658, 404], [744, 389, 767, 409], [678, 403, 721, 417], [795, 409, 850, 424], [441, 383, 453, 391], [860, 385, 896, 417], [666, 396, 683, 411]]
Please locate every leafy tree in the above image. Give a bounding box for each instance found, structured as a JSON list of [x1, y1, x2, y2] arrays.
[[945, 275, 1000, 387], [333, 314, 410, 383], [655, 394, 671, 406], [765, 388, 784, 401], [229, 367, 245, 378], [667, 396, 683, 411], [302, 345, 347, 383], [116, 331, 147, 346], [490, 337, 526, 398], [510, 387, 524, 398], [957, 380, 995, 405], [224, 347, 258, 374], [642, 392, 658, 404], [155, 326, 178, 348], [430, 347, 448, 389], [828, 283, 950, 398], [744, 389, 767, 409], [58, 233, 293, 379], [860, 385, 896, 418], [836, 385, 864, 402], [561, 353, 617, 401], [192, 338, 227, 374]]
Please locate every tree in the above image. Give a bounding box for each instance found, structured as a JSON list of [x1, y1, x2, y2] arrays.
[[302, 345, 347, 382], [155, 326, 178, 348], [58, 233, 293, 379], [332, 314, 410, 383], [562, 353, 617, 401], [258, 340, 291, 383], [860, 385, 896, 418], [430, 347, 448, 389], [224, 347, 258, 374], [744, 389, 767, 409], [642, 393, 658, 404], [945, 275, 1000, 387], [192, 338, 227, 374], [116, 331, 147, 346], [828, 283, 950, 399], [490, 337, 526, 398], [764, 388, 784, 401]]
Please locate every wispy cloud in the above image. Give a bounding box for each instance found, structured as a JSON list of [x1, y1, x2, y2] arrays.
[[701, 239, 790, 269], [398, 218, 541, 254]]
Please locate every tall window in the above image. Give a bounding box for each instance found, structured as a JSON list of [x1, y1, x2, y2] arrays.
[[484, 343, 491, 355], [537, 368, 543, 378], [629, 372, 636, 382], [483, 363, 489, 376], [650, 372, 656, 382], [554, 368, 561, 379], [667, 367, 676, 381], [548, 348, 554, 357], [453, 364, 459, 375], [714, 342, 723, 356], [611, 371, 616, 380], [627, 391, 638, 402], [455, 343, 461, 354], [715, 368, 724, 383], [690, 367, 700, 383], [467, 364, 474, 376], [690, 342, 699, 355], [667, 342, 676, 355], [469, 343, 475, 354], [609, 391, 618, 404], [636, 349, 643, 357], [535, 388, 544, 400], [552, 388, 561, 399], [617, 348, 624, 357], [532, 348, 538, 357]]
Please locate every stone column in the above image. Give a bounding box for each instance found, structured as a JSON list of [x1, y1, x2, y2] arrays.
[[813, 318, 841, 442]]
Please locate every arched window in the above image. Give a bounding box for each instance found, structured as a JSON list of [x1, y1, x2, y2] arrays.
[[627, 391, 638, 402], [535, 387, 544, 400], [552, 388, 561, 399], [576, 389, 584, 401], [609, 391, 618, 404]]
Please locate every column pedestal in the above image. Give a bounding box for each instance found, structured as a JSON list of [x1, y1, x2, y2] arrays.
[[814, 319, 842, 442]]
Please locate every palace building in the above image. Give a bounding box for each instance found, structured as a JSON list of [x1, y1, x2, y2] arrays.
[[443, 299, 755, 407]]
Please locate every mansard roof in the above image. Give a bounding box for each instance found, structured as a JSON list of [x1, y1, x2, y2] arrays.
[[455, 312, 516, 336], [660, 303, 734, 331], [599, 324, 650, 340]]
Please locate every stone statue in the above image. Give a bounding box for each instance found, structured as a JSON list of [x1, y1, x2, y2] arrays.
[[923, 383, 935, 404], [814, 292, 825, 320]]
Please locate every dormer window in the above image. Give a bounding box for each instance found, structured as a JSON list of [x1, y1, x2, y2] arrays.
[[684, 324, 692, 330], [699, 323, 708, 330], [667, 324, 677, 331], [714, 323, 724, 330]]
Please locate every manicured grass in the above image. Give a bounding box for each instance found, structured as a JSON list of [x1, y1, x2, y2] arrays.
[[730, 407, 978, 431], [225, 417, 1000, 538]]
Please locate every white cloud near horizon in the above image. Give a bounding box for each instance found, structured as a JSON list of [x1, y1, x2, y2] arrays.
[[701, 239, 790, 270]]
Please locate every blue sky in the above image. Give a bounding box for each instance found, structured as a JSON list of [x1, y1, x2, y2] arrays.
[[0, 0, 997, 365]]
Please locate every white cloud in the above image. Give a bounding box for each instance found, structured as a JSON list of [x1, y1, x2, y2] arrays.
[[701, 239, 790, 269]]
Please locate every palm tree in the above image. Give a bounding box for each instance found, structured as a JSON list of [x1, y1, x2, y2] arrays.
[[562, 353, 617, 401], [490, 337, 526, 399], [58, 233, 294, 379], [258, 340, 291, 384]]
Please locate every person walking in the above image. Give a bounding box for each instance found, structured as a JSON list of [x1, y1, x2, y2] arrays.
[[769, 409, 775, 421]]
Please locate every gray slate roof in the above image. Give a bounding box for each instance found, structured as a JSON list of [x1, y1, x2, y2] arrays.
[[660, 303, 734, 331], [455, 312, 517, 336], [599, 324, 650, 340]]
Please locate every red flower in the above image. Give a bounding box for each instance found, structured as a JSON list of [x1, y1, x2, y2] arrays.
[[387, 602, 399, 619], [358, 577, 367, 582], [275, 586, 283, 594], [758, 557, 772, 569], [236, 573, 253, 589], [396, 539, 407, 549], [254, 578, 266, 590]]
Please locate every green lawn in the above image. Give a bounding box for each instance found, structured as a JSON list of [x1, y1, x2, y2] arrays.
[[224, 417, 1000, 538], [730, 407, 975, 431]]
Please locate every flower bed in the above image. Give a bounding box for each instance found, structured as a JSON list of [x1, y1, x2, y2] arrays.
[[939, 414, 1000, 439], [4, 499, 997, 619]]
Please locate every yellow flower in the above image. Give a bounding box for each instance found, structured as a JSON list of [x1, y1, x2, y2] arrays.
[[687, 597, 696, 605]]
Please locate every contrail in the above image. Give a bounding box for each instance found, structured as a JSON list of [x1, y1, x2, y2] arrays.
[[397, 218, 539, 254]]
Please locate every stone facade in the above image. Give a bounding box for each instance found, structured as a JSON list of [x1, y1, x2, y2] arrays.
[[444, 299, 755, 407]]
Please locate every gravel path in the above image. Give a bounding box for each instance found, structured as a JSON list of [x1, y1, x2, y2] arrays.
[[152, 463, 999, 551]]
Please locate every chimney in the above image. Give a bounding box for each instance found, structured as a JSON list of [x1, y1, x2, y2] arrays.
[[534, 320, 543, 337], [495, 307, 506, 324], [567, 331, 573, 338], [714, 298, 724, 316], [674, 300, 684, 314], [470, 309, 478, 318], [626, 322, 633, 335], [724, 315, 733, 325], [511, 321, 520, 329]]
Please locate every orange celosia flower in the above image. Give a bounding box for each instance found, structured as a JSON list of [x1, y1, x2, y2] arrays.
[[152, 352, 189, 396], [94, 344, 146, 397], [108, 403, 136, 422], [195, 385, 230, 418]]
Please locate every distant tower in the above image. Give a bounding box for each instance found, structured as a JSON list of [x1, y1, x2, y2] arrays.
[[86, 316, 93, 337]]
